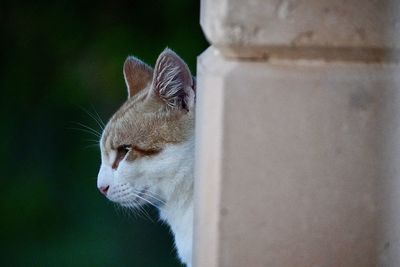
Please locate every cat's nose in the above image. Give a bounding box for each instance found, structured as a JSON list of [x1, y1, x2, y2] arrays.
[[99, 185, 109, 195]]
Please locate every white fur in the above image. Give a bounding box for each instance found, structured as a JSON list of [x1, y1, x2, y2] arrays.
[[97, 136, 194, 266]]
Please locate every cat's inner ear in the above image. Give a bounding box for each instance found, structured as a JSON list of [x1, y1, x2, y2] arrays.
[[123, 56, 153, 98], [151, 49, 194, 111]]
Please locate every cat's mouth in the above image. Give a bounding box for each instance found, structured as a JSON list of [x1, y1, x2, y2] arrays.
[[113, 185, 163, 208], [109, 184, 151, 208]]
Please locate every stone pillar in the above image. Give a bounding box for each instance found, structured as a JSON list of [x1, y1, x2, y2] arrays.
[[194, 1, 400, 267]]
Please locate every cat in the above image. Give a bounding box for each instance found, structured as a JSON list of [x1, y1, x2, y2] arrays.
[[96, 48, 195, 267]]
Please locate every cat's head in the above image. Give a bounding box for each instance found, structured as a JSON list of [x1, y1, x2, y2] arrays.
[[97, 49, 195, 209]]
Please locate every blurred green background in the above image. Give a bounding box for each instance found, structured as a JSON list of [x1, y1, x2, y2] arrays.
[[0, 1, 207, 266]]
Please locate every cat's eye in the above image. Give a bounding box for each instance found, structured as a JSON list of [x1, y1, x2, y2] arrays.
[[132, 146, 161, 156], [119, 144, 131, 153], [112, 145, 131, 169]]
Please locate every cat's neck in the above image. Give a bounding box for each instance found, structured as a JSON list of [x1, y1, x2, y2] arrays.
[[157, 136, 194, 266], [158, 136, 194, 219]]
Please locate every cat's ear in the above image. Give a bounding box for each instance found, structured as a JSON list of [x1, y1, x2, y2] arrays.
[[123, 56, 153, 98], [151, 48, 194, 111]]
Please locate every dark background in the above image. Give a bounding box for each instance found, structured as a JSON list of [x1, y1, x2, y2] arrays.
[[0, 1, 207, 266]]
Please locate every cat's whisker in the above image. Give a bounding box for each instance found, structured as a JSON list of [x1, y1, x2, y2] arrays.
[[84, 143, 100, 148], [84, 138, 100, 143], [84, 139, 100, 147], [143, 193, 166, 206], [90, 104, 106, 128], [131, 189, 163, 205], [69, 124, 101, 139], [126, 202, 146, 221], [124, 194, 154, 223], [130, 204, 146, 220], [117, 193, 155, 222], [72, 121, 102, 137], [113, 203, 125, 216], [69, 126, 101, 138], [138, 205, 154, 223], [80, 106, 105, 131], [132, 189, 166, 206], [128, 191, 158, 209], [125, 205, 139, 219], [84, 144, 100, 149]]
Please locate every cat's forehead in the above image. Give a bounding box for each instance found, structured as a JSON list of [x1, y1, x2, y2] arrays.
[[102, 104, 151, 148], [101, 99, 193, 151]]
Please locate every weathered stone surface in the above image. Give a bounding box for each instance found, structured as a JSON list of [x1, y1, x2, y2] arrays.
[[194, 47, 400, 267], [201, 0, 400, 59]]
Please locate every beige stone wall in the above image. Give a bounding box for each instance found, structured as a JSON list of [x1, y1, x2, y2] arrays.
[[381, 69, 400, 266], [194, 1, 400, 267], [200, 0, 400, 59]]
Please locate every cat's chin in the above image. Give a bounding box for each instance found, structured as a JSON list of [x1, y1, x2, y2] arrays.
[[108, 184, 163, 209]]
